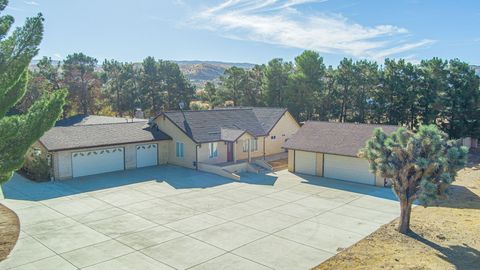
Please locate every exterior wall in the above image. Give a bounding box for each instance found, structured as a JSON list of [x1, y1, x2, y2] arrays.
[[158, 141, 169, 165], [234, 133, 264, 161], [52, 141, 166, 180], [264, 112, 300, 156], [315, 153, 324, 176], [288, 150, 294, 172], [155, 116, 197, 169], [55, 151, 73, 180], [124, 144, 136, 170], [197, 141, 228, 164]]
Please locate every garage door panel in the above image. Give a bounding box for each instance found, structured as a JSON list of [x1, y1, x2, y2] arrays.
[[136, 144, 158, 168], [294, 151, 316, 175], [72, 148, 124, 177], [324, 154, 374, 185]]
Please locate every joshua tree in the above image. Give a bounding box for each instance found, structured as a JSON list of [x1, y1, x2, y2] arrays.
[[359, 125, 468, 233]]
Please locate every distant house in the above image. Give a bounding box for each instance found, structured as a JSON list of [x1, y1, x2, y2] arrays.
[[283, 121, 398, 186], [33, 108, 299, 180]]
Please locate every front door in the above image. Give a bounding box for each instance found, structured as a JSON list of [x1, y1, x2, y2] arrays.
[[226, 142, 234, 162]]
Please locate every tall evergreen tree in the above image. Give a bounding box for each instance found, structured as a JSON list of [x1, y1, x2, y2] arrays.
[[265, 58, 291, 107], [286, 50, 325, 120], [140, 56, 163, 115], [62, 53, 99, 115], [0, 0, 66, 183], [220, 66, 246, 106]]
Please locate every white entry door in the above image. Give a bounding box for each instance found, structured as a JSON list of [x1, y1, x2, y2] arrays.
[[72, 147, 124, 177], [294, 150, 316, 175], [324, 154, 375, 185], [136, 143, 158, 168]]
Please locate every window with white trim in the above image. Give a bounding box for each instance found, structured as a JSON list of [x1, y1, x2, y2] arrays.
[[175, 142, 184, 158], [209, 142, 218, 158], [243, 139, 249, 152], [251, 138, 258, 152]]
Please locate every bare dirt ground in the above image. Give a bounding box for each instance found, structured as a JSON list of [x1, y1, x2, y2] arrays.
[[0, 204, 20, 261], [314, 152, 480, 270], [268, 158, 288, 171]]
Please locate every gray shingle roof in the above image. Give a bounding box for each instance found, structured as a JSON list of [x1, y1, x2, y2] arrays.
[[160, 107, 288, 143], [55, 114, 147, 127], [220, 128, 248, 142], [40, 122, 170, 151], [283, 121, 399, 157]]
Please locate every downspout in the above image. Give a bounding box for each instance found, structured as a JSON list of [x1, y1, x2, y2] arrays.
[[263, 136, 266, 160], [195, 144, 199, 170]]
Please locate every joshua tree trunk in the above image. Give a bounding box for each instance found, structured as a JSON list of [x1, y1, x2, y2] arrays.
[[398, 198, 413, 233]]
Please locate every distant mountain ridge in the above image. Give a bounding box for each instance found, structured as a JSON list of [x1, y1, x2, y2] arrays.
[[29, 59, 256, 86]]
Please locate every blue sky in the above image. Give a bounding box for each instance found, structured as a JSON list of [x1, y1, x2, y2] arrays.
[[7, 0, 480, 66]]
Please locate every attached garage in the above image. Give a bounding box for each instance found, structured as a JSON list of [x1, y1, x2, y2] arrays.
[[323, 154, 375, 185], [284, 121, 398, 186], [72, 148, 125, 177], [39, 121, 171, 180], [136, 144, 158, 168]]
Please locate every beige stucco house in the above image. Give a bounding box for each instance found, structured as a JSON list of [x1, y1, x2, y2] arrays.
[[34, 108, 299, 180], [154, 107, 300, 169]]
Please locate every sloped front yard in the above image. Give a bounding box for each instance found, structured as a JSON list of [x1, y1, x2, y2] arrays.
[[0, 205, 19, 261], [315, 152, 480, 270]]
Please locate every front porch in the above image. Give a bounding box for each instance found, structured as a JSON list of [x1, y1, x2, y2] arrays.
[[198, 152, 288, 181]]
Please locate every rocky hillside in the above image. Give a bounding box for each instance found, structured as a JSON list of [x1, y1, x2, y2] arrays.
[[175, 61, 255, 86], [30, 59, 255, 86]]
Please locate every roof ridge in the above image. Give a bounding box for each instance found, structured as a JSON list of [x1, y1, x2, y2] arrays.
[[52, 121, 147, 128], [305, 120, 399, 128]]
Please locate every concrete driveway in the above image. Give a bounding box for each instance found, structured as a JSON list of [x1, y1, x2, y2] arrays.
[[0, 165, 399, 270]]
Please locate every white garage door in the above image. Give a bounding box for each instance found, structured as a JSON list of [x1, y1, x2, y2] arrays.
[[72, 147, 124, 177], [324, 154, 375, 185], [136, 144, 158, 168], [294, 150, 316, 175]]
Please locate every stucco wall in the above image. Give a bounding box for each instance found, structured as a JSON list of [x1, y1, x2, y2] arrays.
[[288, 149, 295, 172], [155, 116, 197, 169], [234, 133, 264, 161], [315, 153, 324, 176], [265, 112, 300, 156], [53, 141, 165, 180], [197, 141, 228, 164]]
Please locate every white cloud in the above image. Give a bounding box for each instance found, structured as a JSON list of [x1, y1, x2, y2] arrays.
[[24, 1, 39, 6], [53, 53, 63, 60], [191, 0, 435, 61]]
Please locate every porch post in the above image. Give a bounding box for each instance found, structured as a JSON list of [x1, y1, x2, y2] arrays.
[[248, 139, 251, 163], [233, 141, 237, 163]]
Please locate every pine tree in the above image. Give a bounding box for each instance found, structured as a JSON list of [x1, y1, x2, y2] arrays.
[[0, 0, 66, 184], [359, 125, 468, 233]]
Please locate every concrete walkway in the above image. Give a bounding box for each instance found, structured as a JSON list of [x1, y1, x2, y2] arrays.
[[0, 166, 399, 270]]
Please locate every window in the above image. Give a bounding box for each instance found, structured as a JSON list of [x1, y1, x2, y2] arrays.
[[251, 138, 258, 152], [209, 142, 218, 158], [271, 135, 276, 140], [243, 139, 249, 152], [175, 142, 184, 158]]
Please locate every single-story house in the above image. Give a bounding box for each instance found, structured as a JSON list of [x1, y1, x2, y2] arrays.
[[154, 107, 299, 169], [283, 121, 398, 186], [34, 108, 299, 180]]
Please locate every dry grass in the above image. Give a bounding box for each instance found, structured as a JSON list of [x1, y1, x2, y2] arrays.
[[314, 152, 480, 270], [0, 204, 20, 261]]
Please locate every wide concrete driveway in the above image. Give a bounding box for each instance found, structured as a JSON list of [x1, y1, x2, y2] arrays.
[[0, 165, 399, 270]]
